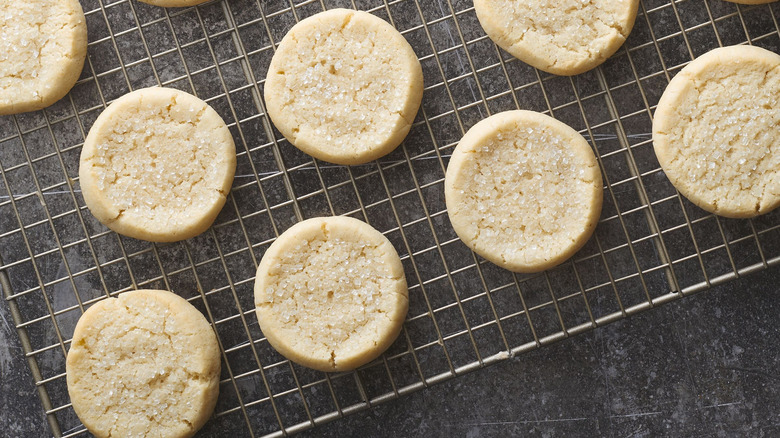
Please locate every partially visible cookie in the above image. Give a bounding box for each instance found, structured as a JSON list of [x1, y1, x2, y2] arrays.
[[653, 45, 780, 218], [264, 9, 423, 165], [474, 0, 638, 76], [66, 289, 221, 438], [725, 0, 776, 4], [254, 216, 408, 372], [79, 87, 236, 242], [445, 110, 603, 273], [0, 0, 87, 115]]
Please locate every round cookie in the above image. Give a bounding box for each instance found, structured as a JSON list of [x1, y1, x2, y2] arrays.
[[652, 46, 780, 218], [445, 110, 603, 273], [138, 0, 210, 6], [66, 289, 221, 438], [79, 87, 236, 242], [264, 9, 423, 165], [474, 0, 639, 76], [0, 0, 87, 115], [254, 216, 408, 372]]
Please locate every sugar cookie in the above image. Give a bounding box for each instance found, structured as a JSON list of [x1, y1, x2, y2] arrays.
[[66, 289, 220, 438], [0, 0, 87, 115], [79, 87, 236, 242], [445, 110, 603, 273], [653, 46, 780, 218], [264, 9, 423, 165], [254, 216, 408, 372], [474, 0, 639, 76]]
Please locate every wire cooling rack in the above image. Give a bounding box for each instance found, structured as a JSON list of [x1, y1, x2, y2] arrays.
[[3, 0, 780, 436]]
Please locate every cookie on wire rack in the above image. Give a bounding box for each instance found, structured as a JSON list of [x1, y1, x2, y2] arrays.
[[473, 0, 639, 76], [653, 45, 780, 218], [0, 0, 87, 115], [254, 216, 408, 372], [264, 8, 424, 165], [79, 87, 236, 242], [66, 289, 221, 438], [445, 110, 603, 273]]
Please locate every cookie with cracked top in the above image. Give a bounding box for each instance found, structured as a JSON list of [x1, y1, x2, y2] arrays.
[[79, 87, 236, 242], [66, 289, 220, 438], [474, 0, 639, 76], [445, 110, 603, 273], [653, 45, 780, 218], [254, 216, 408, 372], [0, 0, 87, 115]]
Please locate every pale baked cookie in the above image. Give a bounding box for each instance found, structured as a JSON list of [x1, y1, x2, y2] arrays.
[[0, 0, 87, 115], [474, 0, 639, 76], [138, 0, 210, 6], [254, 216, 408, 372], [66, 289, 221, 438], [79, 87, 236, 242], [653, 46, 780, 218], [264, 9, 423, 165], [445, 110, 603, 273]]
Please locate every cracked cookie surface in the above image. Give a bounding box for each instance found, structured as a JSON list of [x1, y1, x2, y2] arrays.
[[254, 216, 408, 372], [445, 110, 603, 273], [66, 289, 221, 438], [653, 45, 780, 218], [0, 0, 87, 115], [264, 8, 423, 165], [79, 87, 236, 242], [474, 0, 638, 76]]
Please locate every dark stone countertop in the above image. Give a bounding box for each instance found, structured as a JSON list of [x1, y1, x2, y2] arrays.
[[4, 264, 779, 437], [2, 1, 779, 435]]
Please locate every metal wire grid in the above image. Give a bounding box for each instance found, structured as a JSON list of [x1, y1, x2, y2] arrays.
[[2, 0, 780, 435]]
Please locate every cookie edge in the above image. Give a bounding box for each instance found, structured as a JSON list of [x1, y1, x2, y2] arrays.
[[0, 0, 88, 115]]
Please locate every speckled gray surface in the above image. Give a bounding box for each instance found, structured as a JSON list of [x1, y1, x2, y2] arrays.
[[3, 0, 780, 437], [1, 296, 48, 437], [4, 266, 780, 437]]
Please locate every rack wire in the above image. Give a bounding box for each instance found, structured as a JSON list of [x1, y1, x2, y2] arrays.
[[2, 0, 780, 436]]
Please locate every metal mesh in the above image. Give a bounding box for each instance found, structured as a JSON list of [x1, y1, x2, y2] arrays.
[[2, 0, 780, 436]]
